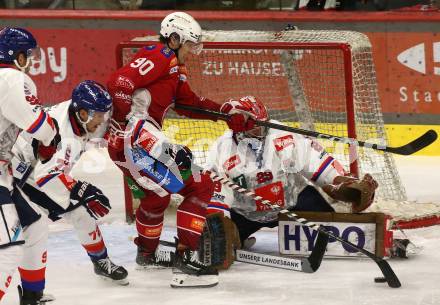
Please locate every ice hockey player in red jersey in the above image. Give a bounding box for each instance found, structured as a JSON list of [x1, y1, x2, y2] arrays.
[[206, 96, 379, 251], [106, 12, 254, 288]]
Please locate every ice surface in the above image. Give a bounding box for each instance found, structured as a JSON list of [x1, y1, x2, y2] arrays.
[[2, 150, 439, 305]]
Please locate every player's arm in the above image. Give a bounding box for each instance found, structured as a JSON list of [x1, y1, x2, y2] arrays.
[[289, 134, 378, 212], [174, 65, 221, 120], [0, 73, 57, 146], [107, 48, 172, 122], [33, 144, 110, 219]]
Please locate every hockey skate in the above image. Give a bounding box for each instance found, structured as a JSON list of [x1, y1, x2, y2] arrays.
[[92, 257, 129, 286], [136, 246, 174, 270], [18, 285, 55, 305], [171, 249, 219, 288]]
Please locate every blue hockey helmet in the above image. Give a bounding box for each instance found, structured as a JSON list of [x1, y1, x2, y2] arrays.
[[71, 80, 112, 114], [0, 27, 40, 64]]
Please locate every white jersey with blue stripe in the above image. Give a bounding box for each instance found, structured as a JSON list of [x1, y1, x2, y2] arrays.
[[205, 120, 345, 222], [12, 100, 90, 210], [0, 67, 56, 190]]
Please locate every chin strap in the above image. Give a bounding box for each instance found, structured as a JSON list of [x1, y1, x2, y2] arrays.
[[75, 110, 94, 140], [13, 57, 31, 72]]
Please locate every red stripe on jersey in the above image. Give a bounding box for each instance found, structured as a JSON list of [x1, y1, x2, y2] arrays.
[[18, 267, 46, 282], [83, 240, 106, 253], [176, 210, 205, 235], [58, 174, 76, 191]]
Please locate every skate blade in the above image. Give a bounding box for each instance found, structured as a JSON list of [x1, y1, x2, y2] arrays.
[[97, 274, 130, 286], [135, 264, 171, 271], [170, 273, 219, 288], [41, 293, 56, 302]]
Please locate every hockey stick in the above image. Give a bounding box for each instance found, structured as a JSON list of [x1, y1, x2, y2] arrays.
[[174, 104, 437, 155], [159, 233, 328, 273], [207, 171, 401, 288]]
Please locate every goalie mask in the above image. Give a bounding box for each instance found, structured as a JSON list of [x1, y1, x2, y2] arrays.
[[227, 96, 269, 141]]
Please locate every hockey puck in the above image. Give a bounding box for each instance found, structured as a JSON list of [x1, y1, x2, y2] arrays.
[[374, 277, 387, 283]]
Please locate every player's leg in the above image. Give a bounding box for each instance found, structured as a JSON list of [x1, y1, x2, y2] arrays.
[[0, 185, 24, 302], [171, 172, 219, 288], [230, 209, 277, 247], [63, 207, 128, 285], [18, 213, 53, 305], [134, 190, 173, 268], [293, 185, 335, 212], [0, 245, 22, 303]]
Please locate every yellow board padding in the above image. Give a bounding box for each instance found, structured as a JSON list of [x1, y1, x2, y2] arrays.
[[162, 119, 440, 156]]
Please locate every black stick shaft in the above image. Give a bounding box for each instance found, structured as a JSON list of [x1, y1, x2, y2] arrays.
[[175, 104, 437, 155]]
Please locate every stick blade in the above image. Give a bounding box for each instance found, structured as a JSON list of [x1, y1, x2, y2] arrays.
[[389, 129, 437, 155], [377, 260, 402, 288], [302, 231, 329, 273]]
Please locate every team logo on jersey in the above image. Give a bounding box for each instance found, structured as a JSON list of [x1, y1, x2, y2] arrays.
[[169, 66, 178, 74], [190, 218, 205, 232], [233, 174, 247, 188], [170, 57, 178, 67], [254, 181, 285, 211], [115, 91, 132, 103], [223, 155, 241, 171], [115, 75, 135, 90], [137, 129, 159, 153], [160, 47, 173, 58], [274, 135, 294, 151], [271, 184, 281, 195]]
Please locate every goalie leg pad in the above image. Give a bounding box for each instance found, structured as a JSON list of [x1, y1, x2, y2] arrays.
[[199, 213, 241, 270]]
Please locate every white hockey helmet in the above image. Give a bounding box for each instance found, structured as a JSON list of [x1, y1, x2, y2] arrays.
[[160, 12, 203, 54]]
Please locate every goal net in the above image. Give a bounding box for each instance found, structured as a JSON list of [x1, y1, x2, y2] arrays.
[[117, 30, 440, 228]]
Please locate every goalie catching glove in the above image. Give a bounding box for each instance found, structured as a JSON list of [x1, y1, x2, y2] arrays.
[[323, 174, 378, 213], [69, 181, 111, 219]]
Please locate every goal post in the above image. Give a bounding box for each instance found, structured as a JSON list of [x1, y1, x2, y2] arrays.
[[116, 29, 425, 225]]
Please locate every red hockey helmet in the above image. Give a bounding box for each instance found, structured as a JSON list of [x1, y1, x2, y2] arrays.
[[222, 96, 269, 138], [224, 96, 269, 121]]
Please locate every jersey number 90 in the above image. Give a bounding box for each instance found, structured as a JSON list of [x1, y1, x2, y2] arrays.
[[130, 58, 155, 75]]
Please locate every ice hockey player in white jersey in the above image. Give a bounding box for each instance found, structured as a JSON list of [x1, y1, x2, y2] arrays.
[[206, 96, 378, 249], [11, 80, 128, 305], [0, 27, 59, 303]]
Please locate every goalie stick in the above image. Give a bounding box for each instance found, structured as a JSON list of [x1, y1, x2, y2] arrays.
[[205, 171, 402, 288], [174, 104, 437, 156], [160, 231, 328, 273]]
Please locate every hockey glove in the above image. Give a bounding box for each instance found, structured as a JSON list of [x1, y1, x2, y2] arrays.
[[220, 102, 256, 133], [31, 118, 61, 163], [164, 144, 193, 181], [70, 181, 111, 219], [323, 174, 378, 213]]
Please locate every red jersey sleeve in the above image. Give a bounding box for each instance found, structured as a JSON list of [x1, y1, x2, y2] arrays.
[[174, 65, 221, 120], [107, 45, 176, 122]]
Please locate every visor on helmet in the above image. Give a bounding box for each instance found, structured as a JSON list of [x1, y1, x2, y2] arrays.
[[26, 47, 41, 62], [184, 41, 203, 55]]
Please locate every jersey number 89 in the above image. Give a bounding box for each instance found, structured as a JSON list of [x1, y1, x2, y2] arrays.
[[130, 58, 155, 75]]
